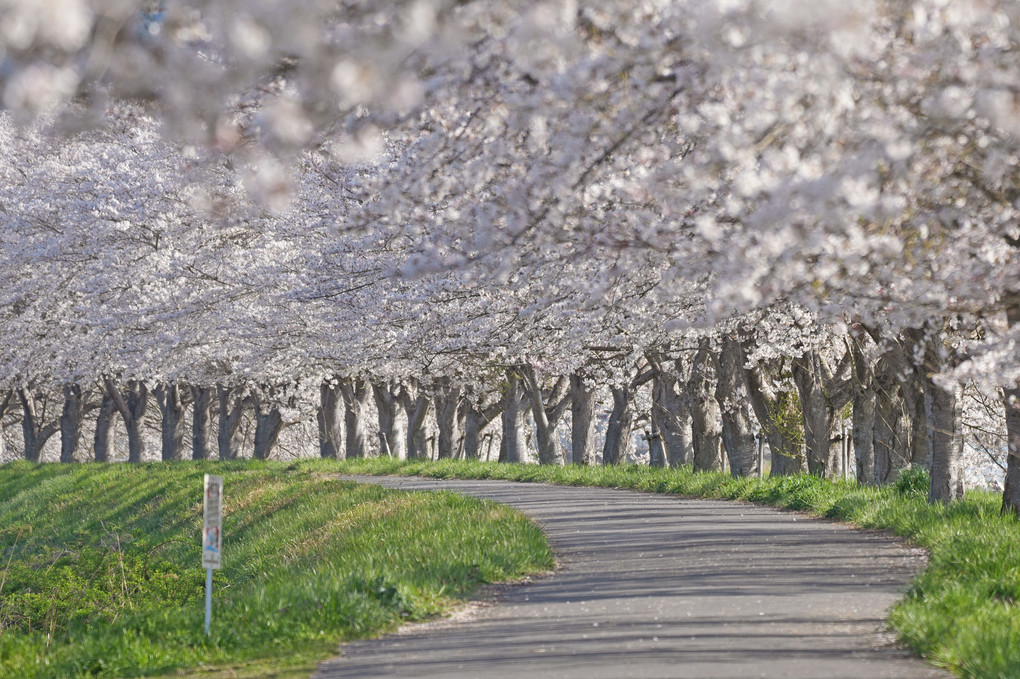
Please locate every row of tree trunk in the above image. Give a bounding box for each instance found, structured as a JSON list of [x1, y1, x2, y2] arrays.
[[0, 382, 299, 464], [3, 323, 1015, 511]]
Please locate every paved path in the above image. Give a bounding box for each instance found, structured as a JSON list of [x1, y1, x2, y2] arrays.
[[315, 477, 951, 679]]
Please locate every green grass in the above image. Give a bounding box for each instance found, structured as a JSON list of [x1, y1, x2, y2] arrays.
[[4, 458, 1015, 679], [0, 461, 554, 679], [322, 458, 1020, 679]]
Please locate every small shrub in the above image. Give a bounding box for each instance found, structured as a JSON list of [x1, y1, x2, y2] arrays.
[[895, 467, 931, 499]]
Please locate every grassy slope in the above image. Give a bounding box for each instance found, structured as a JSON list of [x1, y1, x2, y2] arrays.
[[323, 458, 1020, 679], [0, 461, 553, 679]]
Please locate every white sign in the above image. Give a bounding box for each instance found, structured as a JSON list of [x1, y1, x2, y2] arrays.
[[202, 474, 223, 570]]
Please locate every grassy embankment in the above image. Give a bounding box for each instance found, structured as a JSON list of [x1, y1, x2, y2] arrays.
[[0, 461, 553, 679], [326, 457, 1020, 679]]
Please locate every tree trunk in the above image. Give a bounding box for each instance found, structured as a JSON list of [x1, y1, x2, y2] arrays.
[[105, 380, 149, 463], [792, 351, 850, 478], [570, 373, 598, 466], [19, 388, 60, 463], [521, 366, 568, 466], [217, 385, 247, 460], [94, 392, 117, 462], [318, 381, 345, 459], [403, 386, 433, 460], [850, 336, 877, 484], [924, 337, 964, 504], [650, 364, 693, 467], [926, 379, 964, 503], [499, 370, 529, 463], [1002, 383, 1020, 514], [602, 385, 635, 465], [464, 407, 485, 460], [20, 392, 42, 463], [340, 377, 375, 459], [1003, 300, 1020, 515], [794, 355, 833, 476], [251, 388, 296, 461], [744, 356, 804, 477], [689, 343, 723, 472], [191, 386, 214, 460], [0, 391, 12, 461], [60, 384, 87, 463], [872, 352, 908, 484], [253, 408, 283, 459], [715, 338, 759, 477], [852, 382, 876, 484], [372, 381, 408, 459], [896, 329, 931, 475], [124, 417, 145, 463], [464, 398, 502, 460], [647, 420, 667, 468], [906, 378, 932, 471], [768, 396, 807, 476], [433, 379, 465, 460], [155, 383, 188, 461]]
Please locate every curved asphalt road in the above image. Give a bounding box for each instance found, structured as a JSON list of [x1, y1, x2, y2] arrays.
[[315, 477, 951, 679]]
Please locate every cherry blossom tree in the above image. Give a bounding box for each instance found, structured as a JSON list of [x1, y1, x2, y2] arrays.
[[4, 0, 1020, 510]]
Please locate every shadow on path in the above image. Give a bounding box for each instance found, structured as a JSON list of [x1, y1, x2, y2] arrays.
[[314, 477, 951, 679]]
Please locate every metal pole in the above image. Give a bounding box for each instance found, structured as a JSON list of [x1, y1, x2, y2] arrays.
[[205, 568, 212, 635]]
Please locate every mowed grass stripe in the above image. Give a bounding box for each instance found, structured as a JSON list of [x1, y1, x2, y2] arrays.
[[0, 461, 554, 679]]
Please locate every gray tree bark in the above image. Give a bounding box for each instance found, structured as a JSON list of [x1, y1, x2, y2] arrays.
[[893, 329, 933, 473], [217, 385, 247, 460], [253, 408, 283, 460], [689, 343, 724, 472], [433, 379, 466, 460], [1004, 385, 1020, 515], [93, 392, 117, 462], [464, 397, 503, 460], [793, 353, 834, 477], [521, 366, 569, 465], [646, 419, 667, 468], [649, 359, 694, 467], [19, 388, 60, 463], [499, 369, 529, 463], [850, 335, 877, 484], [871, 350, 910, 484], [603, 363, 655, 466], [60, 384, 88, 463], [191, 386, 214, 460], [570, 373, 598, 466], [104, 380, 149, 463], [372, 381, 408, 459], [744, 356, 805, 476], [715, 338, 759, 477], [603, 385, 636, 465], [252, 388, 294, 460], [402, 382, 434, 460], [905, 378, 932, 471], [0, 391, 12, 461], [792, 350, 852, 477], [155, 383, 189, 461], [340, 377, 375, 459], [923, 335, 964, 504], [318, 381, 345, 459], [859, 327, 930, 483], [1003, 299, 1020, 515]]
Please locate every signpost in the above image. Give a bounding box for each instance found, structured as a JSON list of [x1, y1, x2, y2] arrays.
[[202, 474, 223, 635]]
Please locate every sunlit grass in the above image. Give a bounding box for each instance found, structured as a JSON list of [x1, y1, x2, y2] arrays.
[[0, 461, 553, 678], [325, 458, 1019, 679]]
